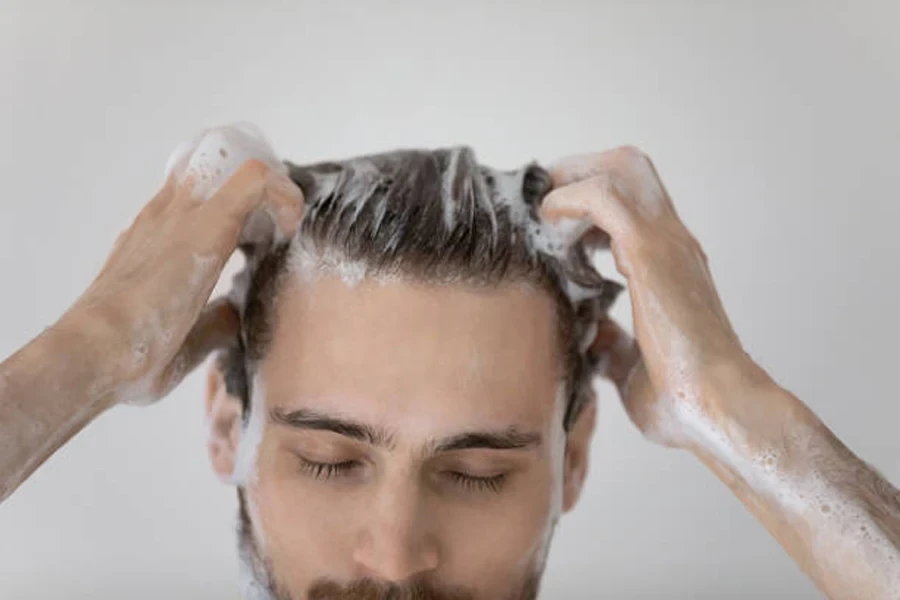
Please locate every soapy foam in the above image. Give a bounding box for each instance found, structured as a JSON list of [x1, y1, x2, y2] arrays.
[[237, 492, 278, 600], [165, 123, 286, 201], [237, 552, 276, 600], [627, 293, 900, 596], [102, 250, 220, 406], [491, 167, 531, 227], [289, 246, 375, 288], [232, 374, 267, 487], [680, 404, 900, 598], [542, 384, 569, 551], [441, 149, 460, 230], [275, 145, 617, 310], [670, 386, 900, 595], [228, 136, 622, 469], [289, 146, 606, 308], [529, 217, 593, 262], [483, 160, 595, 269]]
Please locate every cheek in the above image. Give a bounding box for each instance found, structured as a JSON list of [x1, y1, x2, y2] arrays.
[[436, 462, 560, 589], [246, 435, 365, 589]]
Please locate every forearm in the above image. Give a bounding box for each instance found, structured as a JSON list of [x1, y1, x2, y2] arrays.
[[693, 365, 900, 599], [0, 314, 117, 502]]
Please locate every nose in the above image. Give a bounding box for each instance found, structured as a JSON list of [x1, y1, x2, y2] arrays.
[[352, 478, 440, 582]]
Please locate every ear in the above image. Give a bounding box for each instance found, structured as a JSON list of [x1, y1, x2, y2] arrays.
[[205, 360, 243, 484], [562, 399, 597, 512]]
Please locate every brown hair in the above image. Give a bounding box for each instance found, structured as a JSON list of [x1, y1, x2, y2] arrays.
[[220, 147, 621, 431]]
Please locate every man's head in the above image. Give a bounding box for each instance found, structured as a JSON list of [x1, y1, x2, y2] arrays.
[[204, 148, 620, 599]]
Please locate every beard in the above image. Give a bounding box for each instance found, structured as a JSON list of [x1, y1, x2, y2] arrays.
[[305, 574, 540, 600], [237, 493, 545, 600]]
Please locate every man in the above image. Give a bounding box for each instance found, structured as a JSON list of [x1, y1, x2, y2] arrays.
[[1, 145, 898, 599]]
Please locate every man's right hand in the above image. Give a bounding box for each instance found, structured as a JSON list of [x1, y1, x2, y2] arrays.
[[0, 158, 303, 502], [63, 160, 304, 405]]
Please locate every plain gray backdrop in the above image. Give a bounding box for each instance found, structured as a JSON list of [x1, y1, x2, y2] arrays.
[[1, 1, 898, 598]]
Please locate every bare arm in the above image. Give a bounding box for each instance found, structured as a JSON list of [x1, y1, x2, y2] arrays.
[[543, 146, 900, 599], [0, 317, 113, 501], [693, 368, 900, 599], [0, 160, 303, 503]]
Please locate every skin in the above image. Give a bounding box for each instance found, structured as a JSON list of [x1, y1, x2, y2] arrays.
[[542, 147, 900, 598], [1, 148, 898, 598], [0, 160, 303, 501], [206, 274, 587, 597]]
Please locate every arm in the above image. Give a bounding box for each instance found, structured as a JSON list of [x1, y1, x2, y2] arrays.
[[0, 160, 303, 503], [543, 146, 900, 599], [0, 316, 114, 502], [694, 367, 900, 599]]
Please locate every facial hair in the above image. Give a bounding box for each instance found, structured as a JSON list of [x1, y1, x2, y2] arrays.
[[238, 491, 545, 600]]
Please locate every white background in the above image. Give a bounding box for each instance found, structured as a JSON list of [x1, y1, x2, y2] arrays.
[[1, 2, 899, 598]]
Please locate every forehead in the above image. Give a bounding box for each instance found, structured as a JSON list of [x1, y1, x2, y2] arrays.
[[259, 273, 564, 433]]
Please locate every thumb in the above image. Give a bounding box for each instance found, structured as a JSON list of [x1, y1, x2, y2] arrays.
[[587, 319, 662, 439], [152, 298, 240, 400], [588, 319, 640, 389]]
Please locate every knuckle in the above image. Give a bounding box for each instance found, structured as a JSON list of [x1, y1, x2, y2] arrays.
[[617, 146, 656, 174], [80, 297, 159, 384], [687, 233, 709, 263], [238, 158, 270, 178], [618, 145, 648, 160], [586, 173, 612, 195]]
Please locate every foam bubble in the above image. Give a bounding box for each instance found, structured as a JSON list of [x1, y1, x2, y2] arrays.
[[165, 123, 285, 201], [532, 383, 569, 572], [528, 217, 593, 262], [675, 401, 900, 594], [232, 374, 267, 487]]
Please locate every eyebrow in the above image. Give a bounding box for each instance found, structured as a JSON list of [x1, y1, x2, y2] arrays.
[[432, 429, 542, 453], [270, 407, 395, 448], [269, 407, 542, 454]]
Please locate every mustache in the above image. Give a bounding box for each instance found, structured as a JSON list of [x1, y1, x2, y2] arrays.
[[307, 578, 474, 600]]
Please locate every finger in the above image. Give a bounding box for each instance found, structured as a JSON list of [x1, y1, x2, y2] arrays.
[[588, 319, 640, 388], [549, 146, 651, 188], [261, 171, 305, 239], [208, 159, 270, 219], [588, 321, 663, 441], [191, 160, 270, 253], [205, 161, 304, 240], [153, 298, 239, 398], [551, 147, 677, 220], [94, 228, 131, 280], [541, 175, 631, 240], [618, 358, 662, 440], [97, 174, 179, 279], [115, 174, 180, 249], [143, 172, 179, 214], [202, 166, 304, 254], [548, 152, 611, 188]]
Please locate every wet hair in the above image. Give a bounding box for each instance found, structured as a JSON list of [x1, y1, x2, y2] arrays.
[[219, 147, 621, 431]]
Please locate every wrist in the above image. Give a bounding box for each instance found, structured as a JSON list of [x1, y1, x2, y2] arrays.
[[690, 355, 796, 454], [50, 308, 125, 409], [689, 355, 804, 461]]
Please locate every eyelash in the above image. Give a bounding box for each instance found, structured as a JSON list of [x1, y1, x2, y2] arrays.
[[445, 471, 507, 494], [299, 458, 357, 480], [297, 458, 507, 493]]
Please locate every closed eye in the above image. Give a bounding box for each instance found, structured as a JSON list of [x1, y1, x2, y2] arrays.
[[298, 457, 360, 480], [444, 471, 507, 494]]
